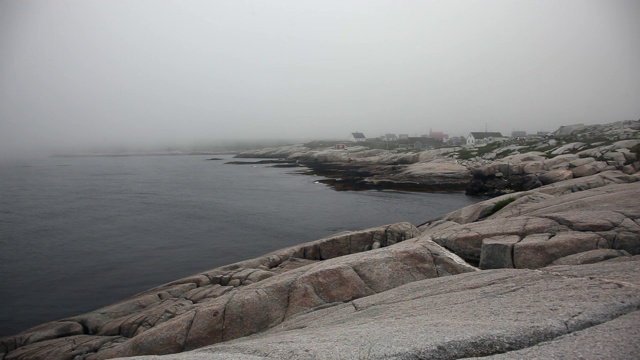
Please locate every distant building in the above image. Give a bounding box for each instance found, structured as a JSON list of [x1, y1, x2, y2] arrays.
[[400, 137, 443, 150], [511, 131, 527, 139], [448, 136, 466, 146], [466, 132, 507, 146], [335, 144, 346, 150], [351, 132, 366, 143], [428, 129, 449, 140], [398, 134, 409, 140], [384, 133, 398, 142]]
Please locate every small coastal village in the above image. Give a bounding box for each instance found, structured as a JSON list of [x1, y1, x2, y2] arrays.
[[346, 128, 549, 150], [235, 119, 640, 196], [3, 119, 640, 359]]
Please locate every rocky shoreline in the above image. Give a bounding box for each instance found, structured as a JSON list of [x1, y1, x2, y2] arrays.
[[232, 120, 640, 197], [2, 121, 639, 360]]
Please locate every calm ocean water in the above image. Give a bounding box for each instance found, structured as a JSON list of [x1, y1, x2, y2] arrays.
[[0, 155, 479, 336]]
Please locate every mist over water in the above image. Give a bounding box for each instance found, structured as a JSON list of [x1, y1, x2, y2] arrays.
[[0, 155, 480, 336]]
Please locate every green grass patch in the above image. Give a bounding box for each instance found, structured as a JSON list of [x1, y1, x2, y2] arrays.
[[476, 142, 503, 156], [496, 149, 514, 158], [489, 196, 516, 215], [457, 149, 476, 160]]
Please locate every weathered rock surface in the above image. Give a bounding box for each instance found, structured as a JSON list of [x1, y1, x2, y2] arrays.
[[2, 223, 480, 360], [119, 259, 640, 360], [369, 159, 472, 187], [421, 175, 640, 268], [550, 248, 631, 265], [538, 169, 573, 184]]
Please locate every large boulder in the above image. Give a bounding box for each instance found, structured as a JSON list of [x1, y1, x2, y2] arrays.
[[538, 169, 573, 184], [571, 160, 608, 178], [550, 142, 586, 155], [522, 160, 545, 174]]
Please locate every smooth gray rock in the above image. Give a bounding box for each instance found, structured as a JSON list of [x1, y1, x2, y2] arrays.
[[569, 157, 595, 167], [571, 160, 607, 178], [537, 169, 573, 185], [550, 249, 631, 265], [467, 310, 640, 360], [543, 154, 579, 170], [522, 160, 544, 174]]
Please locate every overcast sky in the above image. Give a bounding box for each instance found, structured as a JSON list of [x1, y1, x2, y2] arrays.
[[1, 0, 639, 156]]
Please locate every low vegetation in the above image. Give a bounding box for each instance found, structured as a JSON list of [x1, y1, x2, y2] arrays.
[[489, 197, 516, 215], [303, 140, 351, 149], [457, 149, 476, 160]]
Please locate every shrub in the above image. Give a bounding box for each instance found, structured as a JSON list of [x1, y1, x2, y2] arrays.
[[457, 149, 475, 160]]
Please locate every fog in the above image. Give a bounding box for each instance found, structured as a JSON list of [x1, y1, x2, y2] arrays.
[[1, 0, 639, 157]]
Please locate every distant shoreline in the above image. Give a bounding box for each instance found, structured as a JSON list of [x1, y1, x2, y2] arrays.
[[49, 151, 238, 158]]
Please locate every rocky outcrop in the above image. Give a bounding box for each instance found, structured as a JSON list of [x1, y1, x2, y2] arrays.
[[231, 121, 639, 194], [465, 147, 638, 196], [366, 159, 472, 189], [118, 259, 640, 360], [421, 172, 640, 268], [1, 223, 479, 360], [235, 145, 311, 159], [555, 120, 640, 140]]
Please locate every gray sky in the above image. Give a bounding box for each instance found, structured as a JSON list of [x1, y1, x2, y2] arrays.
[[1, 0, 639, 156]]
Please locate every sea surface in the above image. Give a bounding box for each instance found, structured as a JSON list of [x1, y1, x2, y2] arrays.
[[0, 154, 480, 336]]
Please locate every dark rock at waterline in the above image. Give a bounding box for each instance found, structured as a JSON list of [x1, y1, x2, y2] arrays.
[[224, 159, 296, 165], [465, 171, 542, 196], [303, 160, 472, 192]]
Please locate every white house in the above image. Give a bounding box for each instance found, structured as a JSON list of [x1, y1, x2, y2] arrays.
[[351, 132, 366, 143], [466, 132, 507, 146]]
